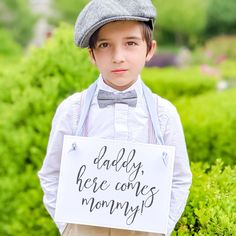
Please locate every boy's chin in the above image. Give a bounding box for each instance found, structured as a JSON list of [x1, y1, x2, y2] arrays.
[[102, 76, 138, 91]]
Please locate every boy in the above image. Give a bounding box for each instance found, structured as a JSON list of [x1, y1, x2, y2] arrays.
[[38, 0, 192, 235]]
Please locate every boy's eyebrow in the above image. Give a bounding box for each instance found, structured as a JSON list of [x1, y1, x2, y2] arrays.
[[124, 36, 143, 41], [97, 36, 143, 42], [96, 38, 109, 42]]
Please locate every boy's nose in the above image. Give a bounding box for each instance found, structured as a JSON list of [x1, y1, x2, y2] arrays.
[[112, 47, 125, 63]]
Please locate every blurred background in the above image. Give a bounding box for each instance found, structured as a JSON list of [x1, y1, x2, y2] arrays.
[[0, 0, 235, 235]]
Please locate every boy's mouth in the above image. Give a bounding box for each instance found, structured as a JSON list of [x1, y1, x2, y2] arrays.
[[111, 69, 128, 74]]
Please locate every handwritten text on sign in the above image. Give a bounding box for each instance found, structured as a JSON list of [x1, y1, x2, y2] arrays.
[[55, 136, 175, 234]]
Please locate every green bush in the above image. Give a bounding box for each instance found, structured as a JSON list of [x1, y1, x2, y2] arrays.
[[204, 35, 236, 62], [176, 88, 236, 165], [52, 0, 88, 24], [206, 0, 236, 35], [193, 35, 236, 65], [142, 67, 217, 102], [0, 167, 58, 235], [174, 160, 236, 235], [0, 23, 98, 175], [219, 60, 236, 80], [154, 0, 208, 47], [0, 0, 36, 47], [0, 29, 21, 58]]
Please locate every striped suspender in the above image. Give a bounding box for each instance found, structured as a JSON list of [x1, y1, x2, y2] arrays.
[[75, 80, 164, 145]]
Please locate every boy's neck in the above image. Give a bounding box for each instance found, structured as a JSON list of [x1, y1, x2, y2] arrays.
[[101, 75, 140, 92]]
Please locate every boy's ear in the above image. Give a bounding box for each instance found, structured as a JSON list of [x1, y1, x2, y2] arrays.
[[88, 48, 96, 64], [146, 40, 156, 62]]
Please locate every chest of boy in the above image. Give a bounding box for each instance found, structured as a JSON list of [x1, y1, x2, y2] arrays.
[[85, 103, 150, 142]]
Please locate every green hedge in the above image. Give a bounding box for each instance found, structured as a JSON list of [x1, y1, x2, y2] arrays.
[[174, 160, 236, 235], [0, 24, 98, 176], [193, 35, 236, 65], [52, 0, 88, 24], [205, 35, 236, 60], [0, 168, 58, 236], [142, 67, 217, 102], [177, 87, 236, 165], [0, 29, 22, 58], [0, 0, 36, 47], [206, 0, 236, 35], [220, 60, 236, 80], [154, 0, 208, 47]]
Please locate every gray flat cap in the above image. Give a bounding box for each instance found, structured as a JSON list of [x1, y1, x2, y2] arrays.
[[74, 0, 157, 48]]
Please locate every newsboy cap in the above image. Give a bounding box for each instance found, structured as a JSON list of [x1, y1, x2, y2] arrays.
[[74, 0, 157, 48]]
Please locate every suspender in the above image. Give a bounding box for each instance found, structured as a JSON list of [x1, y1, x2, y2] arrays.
[[141, 82, 164, 145], [75, 82, 97, 136], [75, 80, 164, 145]]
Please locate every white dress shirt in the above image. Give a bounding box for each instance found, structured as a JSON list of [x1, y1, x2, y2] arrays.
[[38, 75, 192, 235]]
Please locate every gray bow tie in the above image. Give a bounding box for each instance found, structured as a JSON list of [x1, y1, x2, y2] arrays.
[[97, 89, 137, 108]]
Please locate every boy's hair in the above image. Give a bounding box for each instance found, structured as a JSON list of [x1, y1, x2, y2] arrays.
[[89, 22, 153, 53]]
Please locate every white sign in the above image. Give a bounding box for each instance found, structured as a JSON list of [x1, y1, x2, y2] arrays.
[[55, 136, 175, 234]]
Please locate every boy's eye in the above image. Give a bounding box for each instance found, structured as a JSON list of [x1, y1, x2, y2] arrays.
[[98, 42, 109, 48], [126, 41, 138, 46]]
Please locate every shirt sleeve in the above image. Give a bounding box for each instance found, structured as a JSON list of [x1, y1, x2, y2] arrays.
[[160, 102, 192, 236], [38, 93, 81, 234]]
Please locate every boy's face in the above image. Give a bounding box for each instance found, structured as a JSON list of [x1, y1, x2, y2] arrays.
[[89, 21, 156, 91]]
